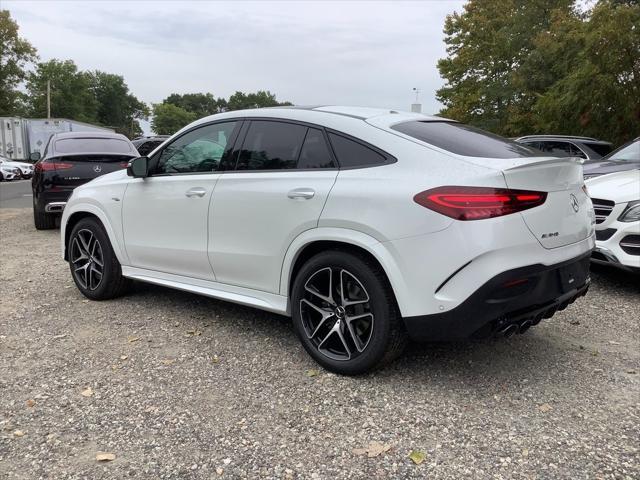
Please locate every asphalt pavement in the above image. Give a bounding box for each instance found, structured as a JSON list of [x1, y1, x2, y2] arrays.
[[0, 180, 32, 209]]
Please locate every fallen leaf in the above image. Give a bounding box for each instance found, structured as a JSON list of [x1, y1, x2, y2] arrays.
[[127, 336, 140, 343], [522, 449, 529, 457], [120, 355, 128, 361], [96, 452, 116, 462], [13, 430, 24, 437], [211, 355, 219, 364], [81, 387, 93, 397], [216, 467, 224, 475], [161, 359, 175, 365], [26, 399, 36, 408], [569, 319, 580, 325], [352, 441, 391, 458], [408, 450, 426, 465], [305, 369, 320, 377], [185, 329, 202, 336], [538, 403, 553, 413]]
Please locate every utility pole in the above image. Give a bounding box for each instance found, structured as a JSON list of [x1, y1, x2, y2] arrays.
[[411, 87, 422, 113], [46, 80, 51, 119]]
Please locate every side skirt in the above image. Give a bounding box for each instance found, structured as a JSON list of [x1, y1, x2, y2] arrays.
[[121, 266, 289, 315]]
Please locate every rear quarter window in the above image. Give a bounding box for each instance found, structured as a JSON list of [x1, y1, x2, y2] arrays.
[[55, 138, 133, 154], [391, 121, 540, 158], [327, 133, 390, 168]]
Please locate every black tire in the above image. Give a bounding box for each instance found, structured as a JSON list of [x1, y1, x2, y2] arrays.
[[33, 198, 57, 230], [291, 249, 408, 375], [68, 217, 130, 300]]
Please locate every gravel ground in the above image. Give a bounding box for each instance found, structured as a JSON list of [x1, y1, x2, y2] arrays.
[[1, 207, 639, 479]]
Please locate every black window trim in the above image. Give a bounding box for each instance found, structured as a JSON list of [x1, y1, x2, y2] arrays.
[[147, 116, 396, 176]]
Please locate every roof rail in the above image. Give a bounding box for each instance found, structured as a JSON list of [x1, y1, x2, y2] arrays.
[[517, 134, 599, 141]]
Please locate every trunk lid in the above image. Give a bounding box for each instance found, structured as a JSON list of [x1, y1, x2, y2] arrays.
[[458, 155, 594, 248], [498, 156, 593, 249]]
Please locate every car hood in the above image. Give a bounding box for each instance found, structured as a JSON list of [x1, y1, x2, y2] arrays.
[[585, 169, 640, 203], [2, 160, 32, 169]]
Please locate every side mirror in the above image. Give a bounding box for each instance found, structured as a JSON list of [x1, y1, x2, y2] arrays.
[[30, 152, 41, 162], [127, 156, 149, 178]]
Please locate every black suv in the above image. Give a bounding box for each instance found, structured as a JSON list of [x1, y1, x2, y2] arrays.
[[131, 135, 169, 156], [515, 135, 613, 160], [32, 131, 139, 230]]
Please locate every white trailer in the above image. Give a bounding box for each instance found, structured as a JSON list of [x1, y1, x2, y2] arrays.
[[0, 117, 114, 161]]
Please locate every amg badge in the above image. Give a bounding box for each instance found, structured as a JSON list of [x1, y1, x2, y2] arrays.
[[542, 232, 559, 239]]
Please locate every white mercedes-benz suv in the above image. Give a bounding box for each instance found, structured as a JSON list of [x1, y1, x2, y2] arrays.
[[61, 106, 595, 374]]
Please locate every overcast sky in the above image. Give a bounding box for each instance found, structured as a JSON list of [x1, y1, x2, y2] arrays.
[[6, 0, 465, 132]]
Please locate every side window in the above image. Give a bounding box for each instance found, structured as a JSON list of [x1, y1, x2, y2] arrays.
[[297, 128, 335, 169], [568, 143, 587, 159], [137, 140, 162, 157], [538, 141, 572, 157], [155, 122, 237, 174], [237, 121, 307, 170], [327, 133, 387, 168]]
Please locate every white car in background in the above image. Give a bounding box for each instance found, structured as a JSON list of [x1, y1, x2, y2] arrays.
[[586, 169, 640, 272], [0, 155, 35, 179], [61, 106, 595, 374], [0, 162, 21, 181]]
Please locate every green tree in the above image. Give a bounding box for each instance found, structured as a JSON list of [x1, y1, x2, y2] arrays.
[[437, 0, 640, 145], [88, 71, 149, 137], [25, 59, 98, 122], [151, 103, 197, 135], [533, 1, 640, 144], [164, 92, 226, 117], [0, 10, 38, 115], [226, 90, 292, 111], [436, 0, 575, 136]]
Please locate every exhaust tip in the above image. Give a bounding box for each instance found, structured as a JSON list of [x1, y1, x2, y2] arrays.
[[501, 324, 519, 338], [518, 320, 532, 334]]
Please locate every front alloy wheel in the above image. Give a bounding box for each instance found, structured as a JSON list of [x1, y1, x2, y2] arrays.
[[70, 228, 104, 291]]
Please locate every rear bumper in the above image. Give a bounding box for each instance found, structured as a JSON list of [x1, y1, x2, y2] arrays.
[[402, 252, 591, 341]]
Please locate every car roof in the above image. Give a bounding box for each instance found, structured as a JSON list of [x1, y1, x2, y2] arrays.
[[180, 106, 452, 140], [51, 131, 131, 140]]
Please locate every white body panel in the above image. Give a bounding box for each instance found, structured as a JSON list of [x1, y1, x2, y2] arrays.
[[122, 175, 220, 281], [61, 106, 595, 320]]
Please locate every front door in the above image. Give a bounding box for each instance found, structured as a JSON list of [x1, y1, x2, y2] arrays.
[[122, 121, 240, 280]]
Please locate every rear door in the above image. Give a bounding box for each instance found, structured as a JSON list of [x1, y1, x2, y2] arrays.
[[122, 121, 240, 280], [209, 120, 338, 293]]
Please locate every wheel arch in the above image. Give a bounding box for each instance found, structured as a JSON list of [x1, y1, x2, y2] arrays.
[[62, 205, 127, 264], [280, 228, 410, 316]]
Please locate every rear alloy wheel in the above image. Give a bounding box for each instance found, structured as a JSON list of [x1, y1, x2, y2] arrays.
[[68, 218, 130, 300], [292, 250, 407, 375]]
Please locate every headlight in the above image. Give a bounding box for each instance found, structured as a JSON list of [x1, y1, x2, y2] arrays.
[[618, 200, 640, 222]]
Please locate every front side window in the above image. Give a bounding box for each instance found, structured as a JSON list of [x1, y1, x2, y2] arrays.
[[236, 121, 307, 170], [155, 122, 237, 174]]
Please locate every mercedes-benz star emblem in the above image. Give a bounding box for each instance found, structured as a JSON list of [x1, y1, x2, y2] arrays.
[[93, 165, 102, 173], [570, 194, 579, 213]]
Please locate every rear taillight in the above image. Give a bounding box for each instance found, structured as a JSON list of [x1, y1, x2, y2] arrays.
[[414, 186, 547, 221], [34, 162, 73, 172]]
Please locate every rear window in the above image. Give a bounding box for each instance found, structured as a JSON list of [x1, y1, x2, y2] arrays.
[[391, 121, 540, 158], [585, 142, 613, 157], [55, 138, 133, 154]]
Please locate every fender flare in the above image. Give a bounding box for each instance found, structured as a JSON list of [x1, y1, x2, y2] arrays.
[[62, 203, 129, 265], [279, 227, 410, 316]]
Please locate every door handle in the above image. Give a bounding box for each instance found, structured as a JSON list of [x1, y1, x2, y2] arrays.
[[185, 187, 207, 198], [287, 188, 315, 200]]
